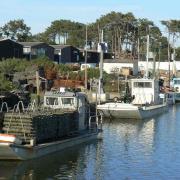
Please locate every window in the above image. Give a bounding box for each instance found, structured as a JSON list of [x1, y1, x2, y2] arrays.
[[174, 80, 180, 85], [144, 82, 152, 88], [134, 82, 144, 88], [37, 48, 46, 56], [61, 98, 74, 106], [46, 97, 58, 105], [23, 47, 31, 53], [134, 82, 152, 88]]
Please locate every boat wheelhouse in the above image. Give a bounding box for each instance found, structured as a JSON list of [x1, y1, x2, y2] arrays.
[[131, 79, 161, 105]]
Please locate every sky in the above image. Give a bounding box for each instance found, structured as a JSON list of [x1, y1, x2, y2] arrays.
[[0, 0, 180, 34]]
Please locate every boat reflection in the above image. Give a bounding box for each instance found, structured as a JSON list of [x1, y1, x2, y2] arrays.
[[103, 117, 156, 155], [0, 137, 104, 180]]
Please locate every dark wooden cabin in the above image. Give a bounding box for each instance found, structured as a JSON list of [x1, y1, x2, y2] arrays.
[[0, 39, 23, 60], [51, 45, 81, 64], [20, 42, 54, 60]]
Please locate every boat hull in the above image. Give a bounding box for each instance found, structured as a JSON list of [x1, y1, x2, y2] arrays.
[[97, 103, 167, 119], [0, 131, 101, 160]]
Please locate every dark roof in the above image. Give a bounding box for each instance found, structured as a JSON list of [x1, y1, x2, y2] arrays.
[[19, 42, 45, 47], [79, 48, 99, 53], [0, 38, 22, 46], [50, 45, 71, 50], [104, 59, 138, 63]]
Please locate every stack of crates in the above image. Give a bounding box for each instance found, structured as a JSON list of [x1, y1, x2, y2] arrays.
[[2, 111, 79, 144]]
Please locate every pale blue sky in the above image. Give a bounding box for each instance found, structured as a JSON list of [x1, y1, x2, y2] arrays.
[[0, 0, 180, 34]]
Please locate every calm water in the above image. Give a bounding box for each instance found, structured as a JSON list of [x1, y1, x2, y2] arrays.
[[1, 105, 180, 179]]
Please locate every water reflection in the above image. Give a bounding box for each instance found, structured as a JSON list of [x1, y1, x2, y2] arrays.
[[1, 105, 180, 179], [0, 140, 104, 180], [0, 147, 79, 179]]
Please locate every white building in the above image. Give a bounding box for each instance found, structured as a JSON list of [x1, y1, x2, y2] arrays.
[[138, 61, 180, 72], [103, 59, 139, 76]]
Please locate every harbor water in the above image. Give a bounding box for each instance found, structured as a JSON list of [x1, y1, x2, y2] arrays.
[[1, 105, 180, 179]]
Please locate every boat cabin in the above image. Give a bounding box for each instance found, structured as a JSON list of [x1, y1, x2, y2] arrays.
[[131, 79, 160, 105], [44, 91, 77, 110], [44, 90, 89, 131]]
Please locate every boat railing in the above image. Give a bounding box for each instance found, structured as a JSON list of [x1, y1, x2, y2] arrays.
[[26, 99, 37, 112], [15, 101, 25, 112], [88, 113, 103, 132], [7, 101, 27, 142], [0, 102, 9, 112], [10, 100, 64, 115]]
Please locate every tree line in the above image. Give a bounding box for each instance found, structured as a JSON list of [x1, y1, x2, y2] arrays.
[[1, 11, 180, 60]]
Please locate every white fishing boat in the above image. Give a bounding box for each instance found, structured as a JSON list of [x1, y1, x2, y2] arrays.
[[172, 78, 180, 102], [0, 89, 102, 160], [97, 78, 167, 119]]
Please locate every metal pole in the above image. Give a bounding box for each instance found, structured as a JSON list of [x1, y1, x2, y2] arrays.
[[36, 71, 40, 106], [173, 48, 176, 77], [84, 25, 88, 89], [117, 75, 120, 94], [137, 37, 140, 61], [145, 33, 150, 78], [172, 34, 176, 77], [157, 42, 161, 78], [168, 31, 171, 87], [95, 84, 98, 129], [98, 30, 104, 104], [100, 29, 104, 80]]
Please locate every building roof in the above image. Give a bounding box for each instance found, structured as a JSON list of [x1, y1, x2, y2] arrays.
[[0, 38, 23, 46], [79, 48, 99, 53], [103, 59, 138, 63], [51, 45, 79, 55], [19, 42, 45, 47], [50, 45, 71, 50]]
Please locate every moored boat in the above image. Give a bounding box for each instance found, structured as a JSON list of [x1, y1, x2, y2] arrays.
[[97, 78, 167, 119], [0, 90, 102, 160]]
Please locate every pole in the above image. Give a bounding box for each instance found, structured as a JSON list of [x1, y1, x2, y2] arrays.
[[145, 33, 150, 78], [173, 48, 176, 77], [36, 71, 40, 106], [167, 31, 171, 87], [137, 26, 140, 62], [117, 75, 120, 94], [172, 34, 176, 77], [98, 29, 104, 104], [85, 25, 88, 89], [137, 37, 140, 61], [157, 42, 161, 78], [100, 29, 104, 80]]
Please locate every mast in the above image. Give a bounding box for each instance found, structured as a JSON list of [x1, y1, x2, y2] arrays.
[[98, 29, 104, 104], [99, 29, 104, 80], [145, 32, 150, 78], [84, 24, 88, 89], [157, 42, 161, 79], [172, 33, 176, 77], [167, 30, 171, 87], [172, 48, 176, 77]]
